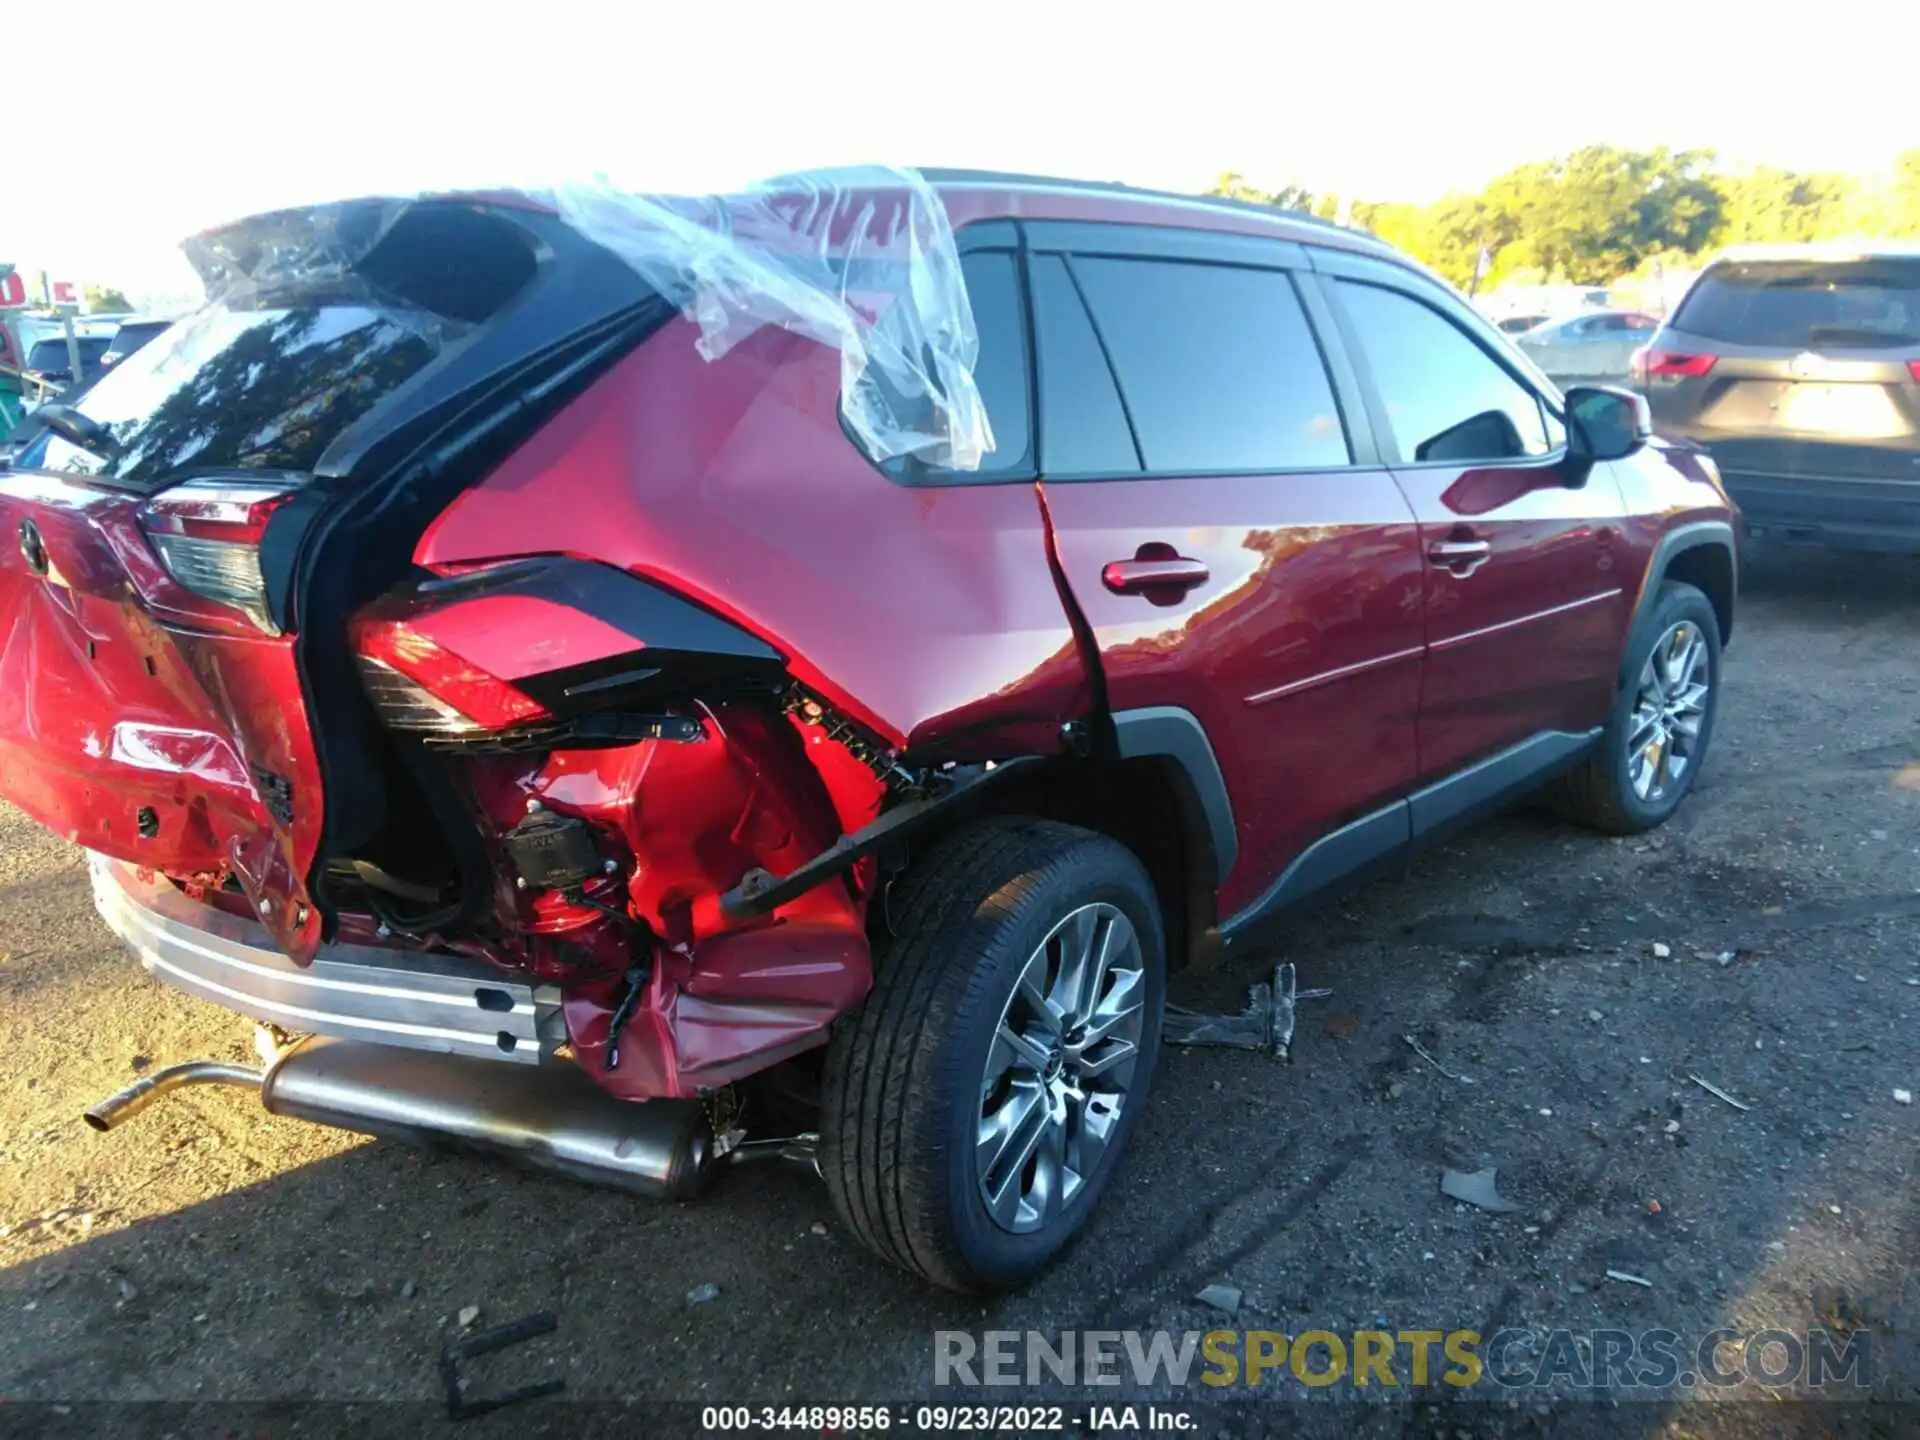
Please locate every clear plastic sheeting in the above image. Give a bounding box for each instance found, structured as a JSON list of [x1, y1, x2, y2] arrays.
[[548, 166, 989, 470], [174, 167, 992, 472], [183, 199, 408, 302]]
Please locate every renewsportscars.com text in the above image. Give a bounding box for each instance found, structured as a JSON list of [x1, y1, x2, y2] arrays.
[[934, 1326, 1870, 1391]]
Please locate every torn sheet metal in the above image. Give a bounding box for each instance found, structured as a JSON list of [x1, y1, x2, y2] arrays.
[[1165, 963, 1312, 1060]]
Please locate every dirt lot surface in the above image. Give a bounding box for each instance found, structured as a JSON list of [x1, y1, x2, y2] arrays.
[[1, 549, 1916, 1439]]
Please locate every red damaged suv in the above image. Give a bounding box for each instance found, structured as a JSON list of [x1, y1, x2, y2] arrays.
[[0, 170, 1737, 1292]]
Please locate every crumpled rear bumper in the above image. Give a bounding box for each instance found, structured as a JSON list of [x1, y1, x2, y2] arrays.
[[89, 855, 565, 1065]]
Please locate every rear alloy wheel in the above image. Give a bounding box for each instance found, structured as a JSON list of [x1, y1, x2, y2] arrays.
[[821, 818, 1164, 1292], [976, 902, 1147, 1233], [1555, 579, 1722, 834]]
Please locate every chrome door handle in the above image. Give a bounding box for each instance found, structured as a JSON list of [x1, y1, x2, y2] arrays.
[[1102, 557, 1211, 596], [1427, 539, 1492, 576]]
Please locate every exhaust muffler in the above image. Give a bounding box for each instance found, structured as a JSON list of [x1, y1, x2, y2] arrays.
[[84, 1037, 715, 1201]]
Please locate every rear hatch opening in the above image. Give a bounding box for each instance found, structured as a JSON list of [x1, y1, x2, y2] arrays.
[[0, 196, 669, 960]]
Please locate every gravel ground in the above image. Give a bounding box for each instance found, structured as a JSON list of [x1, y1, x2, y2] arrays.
[[1, 547, 1915, 1439]]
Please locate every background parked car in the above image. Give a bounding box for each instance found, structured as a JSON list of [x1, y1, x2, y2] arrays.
[[20, 333, 113, 408], [1494, 312, 1553, 336], [1633, 242, 1920, 552], [99, 317, 174, 369], [1516, 308, 1661, 383]]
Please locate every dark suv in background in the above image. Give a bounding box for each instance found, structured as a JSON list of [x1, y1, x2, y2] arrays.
[[1634, 244, 1920, 552]]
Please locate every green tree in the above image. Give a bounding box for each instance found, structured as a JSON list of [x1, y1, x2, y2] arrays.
[[1714, 166, 1852, 246], [1518, 146, 1723, 283], [82, 285, 133, 313], [1834, 149, 1920, 238], [1209, 170, 1318, 215]]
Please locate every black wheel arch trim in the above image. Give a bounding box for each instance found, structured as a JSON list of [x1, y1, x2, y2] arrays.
[[1109, 706, 1237, 887], [1637, 519, 1737, 657]]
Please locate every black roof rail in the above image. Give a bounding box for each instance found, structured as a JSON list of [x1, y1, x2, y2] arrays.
[[916, 167, 1381, 244]]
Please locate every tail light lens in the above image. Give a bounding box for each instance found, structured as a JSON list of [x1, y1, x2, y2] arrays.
[[140, 479, 297, 634], [352, 615, 549, 736], [1906, 360, 1920, 383], [1641, 350, 1717, 379]]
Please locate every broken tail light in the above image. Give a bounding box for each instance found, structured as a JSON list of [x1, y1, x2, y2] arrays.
[[353, 614, 549, 737], [139, 478, 297, 634]]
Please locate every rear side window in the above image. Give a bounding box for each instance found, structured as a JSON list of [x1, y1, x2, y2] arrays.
[[1335, 280, 1553, 464], [1673, 259, 1920, 348], [886, 250, 1030, 480], [1030, 255, 1140, 475], [1070, 257, 1350, 472]]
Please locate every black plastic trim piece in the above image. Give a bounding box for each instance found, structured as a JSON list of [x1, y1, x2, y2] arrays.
[[1221, 801, 1410, 941], [720, 758, 1043, 920], [407, 556, 788, 715], [1638, 519, 1738, 653], [1110, 707, 1237, 886], [1407, 728, 1600, 838], [1220, 727, 1602, 945]]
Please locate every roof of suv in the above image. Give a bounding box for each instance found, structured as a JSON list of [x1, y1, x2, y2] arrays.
[[1710, 240, 1920, 265], [922, 168, 1404, 265]]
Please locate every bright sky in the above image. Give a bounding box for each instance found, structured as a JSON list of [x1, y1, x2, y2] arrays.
[[17, 0, 1916, 303]]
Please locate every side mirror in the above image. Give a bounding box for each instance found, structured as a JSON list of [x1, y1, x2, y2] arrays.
[[1564, 385, 1651, 464]]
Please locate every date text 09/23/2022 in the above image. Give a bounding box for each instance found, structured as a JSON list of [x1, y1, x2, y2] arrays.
[[699, 1405, 1195, 1432]]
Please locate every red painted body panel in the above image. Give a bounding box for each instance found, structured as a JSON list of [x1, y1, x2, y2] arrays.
[[1612, 440, 1742, 622], [1039, 468, 1425, 914], [0, 473, 323, 959], [1392, 456, 1635, 779], [419, 322, 1088, 759]]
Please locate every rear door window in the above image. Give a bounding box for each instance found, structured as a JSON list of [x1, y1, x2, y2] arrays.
[[1335, 279, 1555, 464], [1673, 259, 1920, 348], [1068, 256, 1350, 472], [1030, 255, 1141, 475]]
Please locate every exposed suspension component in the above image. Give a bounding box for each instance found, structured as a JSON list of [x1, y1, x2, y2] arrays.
[[784, 685, 923, 795]]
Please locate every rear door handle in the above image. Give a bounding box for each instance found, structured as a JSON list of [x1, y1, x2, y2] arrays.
[[1427, 539, 1492, 576], [1102, 557, 1211, 596]]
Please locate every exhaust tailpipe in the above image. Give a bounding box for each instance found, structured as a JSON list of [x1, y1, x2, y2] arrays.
[[85, 1038, 716, 1201], [85, 1060, 264, 1131]]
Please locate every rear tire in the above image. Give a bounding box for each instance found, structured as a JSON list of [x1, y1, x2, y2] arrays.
[[820, 817, 1164, 1292], [1555, 580, 1721, 834]]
